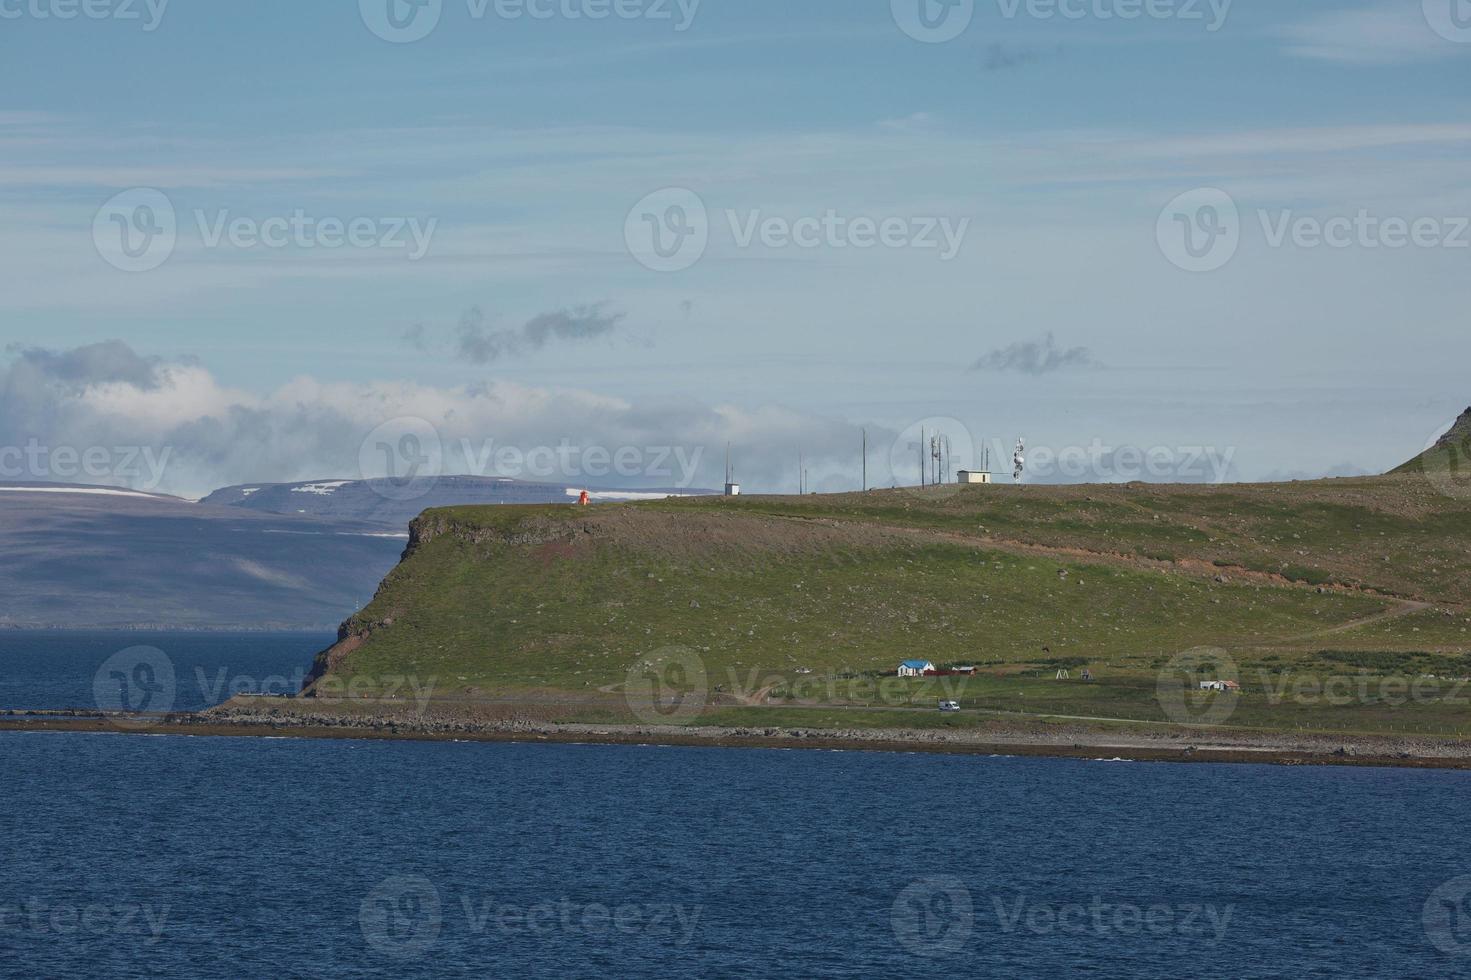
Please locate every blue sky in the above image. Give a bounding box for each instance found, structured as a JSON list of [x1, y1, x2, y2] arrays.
[[2, 0, 1469, 494]]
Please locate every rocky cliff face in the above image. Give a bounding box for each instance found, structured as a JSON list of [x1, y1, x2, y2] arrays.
[[301, 508, 594, 691]]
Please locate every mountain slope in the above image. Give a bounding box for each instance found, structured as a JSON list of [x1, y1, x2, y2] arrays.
[[0, 483, 404, 628]]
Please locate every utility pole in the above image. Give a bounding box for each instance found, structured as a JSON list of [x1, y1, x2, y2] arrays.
[[918, 427, 926, 487], [862, 429, 867, 492]]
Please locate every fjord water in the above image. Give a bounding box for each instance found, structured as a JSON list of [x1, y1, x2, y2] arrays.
[[0, 630, 332, 712], [3, 634, 1470, 977]]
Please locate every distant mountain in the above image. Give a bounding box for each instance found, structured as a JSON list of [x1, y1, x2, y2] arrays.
[[0, 482, 404, 629], [202, 475, 715, 530], [1393, 407, 1471, 474]]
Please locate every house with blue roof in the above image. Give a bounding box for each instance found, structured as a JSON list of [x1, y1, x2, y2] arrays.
[[897, 660, 935, 678]]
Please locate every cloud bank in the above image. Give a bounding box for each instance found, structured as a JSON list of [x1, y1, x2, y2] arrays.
[[0, 342, 870, 498]]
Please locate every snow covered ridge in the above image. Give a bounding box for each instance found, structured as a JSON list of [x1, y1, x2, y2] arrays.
[[0, 486, 164, 500], [290, 481, 351, 496]]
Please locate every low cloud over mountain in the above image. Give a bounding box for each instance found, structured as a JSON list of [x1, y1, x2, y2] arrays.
[[0, 341, 872, 499]]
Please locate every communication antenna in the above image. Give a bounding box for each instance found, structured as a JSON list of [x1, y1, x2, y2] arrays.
[[1013, 437, 1026, 484], [724, 444, 741, 497], [862, 429, 867, 492]]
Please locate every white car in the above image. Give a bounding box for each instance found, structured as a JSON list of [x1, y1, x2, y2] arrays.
[[939, 700, 961, 713]]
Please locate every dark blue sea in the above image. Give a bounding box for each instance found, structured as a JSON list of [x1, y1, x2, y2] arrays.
[[0, 630, 332, 714], [4, 632, 1471, 978]]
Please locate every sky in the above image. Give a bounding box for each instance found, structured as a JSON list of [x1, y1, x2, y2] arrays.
[[1, 0, 1469, 496]]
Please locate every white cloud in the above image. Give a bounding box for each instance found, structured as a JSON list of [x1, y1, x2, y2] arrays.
[[0, 342, 871, 498], [1279, 3, 1463, 65]]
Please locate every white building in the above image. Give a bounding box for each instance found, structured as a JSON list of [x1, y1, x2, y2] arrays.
[[957, 470, 992, 485], [898, 660, 935, 678]]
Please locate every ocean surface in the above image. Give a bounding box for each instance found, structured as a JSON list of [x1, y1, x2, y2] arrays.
[[0, 630, 333, 713], [4, 632, 1471, 978]]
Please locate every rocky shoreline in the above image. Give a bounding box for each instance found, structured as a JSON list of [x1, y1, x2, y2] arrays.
[[3, 702, 1470, 770]]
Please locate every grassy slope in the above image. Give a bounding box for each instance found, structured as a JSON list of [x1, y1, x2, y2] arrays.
[[313, 475, 1471, 735]]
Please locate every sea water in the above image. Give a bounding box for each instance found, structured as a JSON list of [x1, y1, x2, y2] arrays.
[[2, 632, 1469, 977]]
